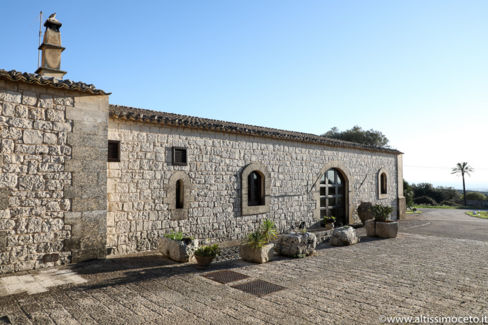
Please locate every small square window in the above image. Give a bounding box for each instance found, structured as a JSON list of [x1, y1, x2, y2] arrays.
[[108, 140, 120, 162], [172, 147, 187, 166]]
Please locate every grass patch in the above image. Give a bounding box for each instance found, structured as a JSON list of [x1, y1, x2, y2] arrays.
[[466, 211, 488, 219], [406, 209, 422, 215], [413, 205, 468, 210]]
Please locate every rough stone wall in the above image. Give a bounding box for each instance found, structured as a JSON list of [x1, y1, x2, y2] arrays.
[[107, 119, 399, 255], [0, 82, 73, 273], [0, 80, 108, 273], [64, 96, 108, 262]]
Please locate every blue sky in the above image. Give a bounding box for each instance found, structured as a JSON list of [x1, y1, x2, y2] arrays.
[[1, 1, 487, 189]]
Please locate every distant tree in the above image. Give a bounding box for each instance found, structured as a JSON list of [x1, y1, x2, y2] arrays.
[[403, 180, 414, 207], [322, 126, 389, 147], [465, 192, 487, 201], [451, 162, 474, 206], [411, 183, 461, 205], [413, 195, 438, 206], [411, 183, 440, 202], [436, 187, 461, 204]]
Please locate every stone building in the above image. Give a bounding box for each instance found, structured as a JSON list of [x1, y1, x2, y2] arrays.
[[0, 16, 405, 273]]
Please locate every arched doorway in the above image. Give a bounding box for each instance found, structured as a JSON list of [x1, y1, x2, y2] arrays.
[[319, 168, 346, 226]]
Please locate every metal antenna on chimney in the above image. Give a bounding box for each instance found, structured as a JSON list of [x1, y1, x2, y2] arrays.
[[38, 11, 43, 69]]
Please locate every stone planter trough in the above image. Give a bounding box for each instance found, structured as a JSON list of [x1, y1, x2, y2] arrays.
[[365, 219, 376, 237], [159, 237, 198, 262], [240, 243, 275, 263], [375, 221, 398, 238]]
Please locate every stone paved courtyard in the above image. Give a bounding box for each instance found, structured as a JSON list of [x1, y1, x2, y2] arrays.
[[0, 208, 487, 324]]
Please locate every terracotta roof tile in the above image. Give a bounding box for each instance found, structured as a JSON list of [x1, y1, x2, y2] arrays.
[[110, 104, 401, 155], [0, 69, 108, 95]]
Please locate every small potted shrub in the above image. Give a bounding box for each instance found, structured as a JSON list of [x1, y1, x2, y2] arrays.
[[159, 231, 198, 262], [322, 215, 336, 230], [194, 244, 220, 267], [372, 204, 392, 222], [371, 204, 398, 238], [240, 219, 277, 263]]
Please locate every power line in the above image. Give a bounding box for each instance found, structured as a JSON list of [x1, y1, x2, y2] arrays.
[[405, 165, 488, 171]]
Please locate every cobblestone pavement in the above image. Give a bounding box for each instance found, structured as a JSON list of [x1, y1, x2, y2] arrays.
[[0, 209, 487, 324]]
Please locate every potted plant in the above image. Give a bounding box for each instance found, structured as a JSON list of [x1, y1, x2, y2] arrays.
[[322, 215, 336, 230], [240, 219, 278, 263], [357, 202, 374, 224], [159, 231, 198, 262], [194, 244, 220, 267], [371, 204, 398, 238], [372, 204, 392, 222]]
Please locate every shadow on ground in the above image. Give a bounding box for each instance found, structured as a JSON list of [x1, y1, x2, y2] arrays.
[[71, 256, 255, 292], [71, 234, 379, 293]]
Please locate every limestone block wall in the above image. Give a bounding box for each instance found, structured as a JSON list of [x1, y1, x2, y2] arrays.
[[64, 96, 108, 262], [0, 83, 73, 273], [107, 119, 399, 255], [0, 79, 108, 273]]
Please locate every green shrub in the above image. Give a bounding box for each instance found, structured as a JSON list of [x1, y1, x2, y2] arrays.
[[247, 231, 266, 248], [164, 231, 184, 241], [164, 231, 193, 241], [413, 196, 437, 205], [441, 200, 459, 206], [465, 192, 487, 201], [372, 204, 393, 222], [404, 180, 414, 207], [194, 244, 220, 257], [411, 183, 460, 204], [323, 215, 336, 224], [260, 219, 278, 243], [247, 219, 278, 248]]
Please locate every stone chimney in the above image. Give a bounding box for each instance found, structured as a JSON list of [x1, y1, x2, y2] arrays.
[[35, 13, 66, 79]]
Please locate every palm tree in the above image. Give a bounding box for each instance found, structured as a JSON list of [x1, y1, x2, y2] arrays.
[[451, 162, 474, 206]]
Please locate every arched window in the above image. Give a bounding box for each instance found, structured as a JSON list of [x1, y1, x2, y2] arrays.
[[380, 173, 387, 195], [166, 171, 192, 220], [377, 168, 388, 199], [176, 179, 184, 209], [241, 162, 270, 215], [248, 171, 264, 206]]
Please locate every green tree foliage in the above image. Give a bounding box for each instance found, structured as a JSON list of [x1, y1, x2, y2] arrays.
[[403, 180, 414, 207], [411, 183, 461, 205], [413, 195, 438, 205], [451, 162, 474, 206], [322, 126, 389, 147], [465, 192, 487, 201]]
